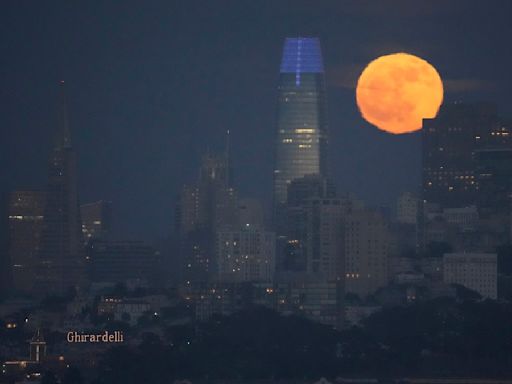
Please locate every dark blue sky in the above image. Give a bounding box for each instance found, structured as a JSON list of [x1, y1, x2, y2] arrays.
[[2, 1, 512, 240]]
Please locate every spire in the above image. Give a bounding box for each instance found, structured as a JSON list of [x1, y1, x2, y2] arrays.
[[225, 129, 230, 159], [31, 328, 45, 343], [225, 129, 232, 186], [56, 80, 72, 149], [280, 37, 324, 75]]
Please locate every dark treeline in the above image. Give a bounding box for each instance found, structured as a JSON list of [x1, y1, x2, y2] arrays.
[[85, 299, 512, 383]]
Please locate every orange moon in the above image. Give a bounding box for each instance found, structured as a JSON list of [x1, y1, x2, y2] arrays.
[[356, 53, 444, 134]]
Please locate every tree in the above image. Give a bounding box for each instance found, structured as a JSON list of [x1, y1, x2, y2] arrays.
[[41, 371, 58, 384], [452, 283, 482, 302], [62, 366, 83, 384]]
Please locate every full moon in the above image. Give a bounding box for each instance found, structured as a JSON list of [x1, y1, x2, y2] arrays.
[[356, 53, 444, 134]]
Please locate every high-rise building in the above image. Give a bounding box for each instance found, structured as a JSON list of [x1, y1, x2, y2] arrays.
[[81, 200, 112, 244], [36, 82, 86, 295], [422, 102, 511, 208], [238, 198, 265, 228], [273, 37, 329, 218], [422, 103, 512, 251], [344, 209, 391, 298], [443, 252, 497, 299], [216, 226, 275, 283], [396, 192, 419, 225], [303, 198, 347, 280], [177, 153, 237, 236], [286, 174, 336, 208], [274, 276, 342, 327], [176, 152, 238, 283], [476, 148, 512, 245], [476, 149, 512, 213], [7, 190, 46, 293], [89, 240, 160, 284], [0, 192, 9, 298], [282, 175, 337, 271]]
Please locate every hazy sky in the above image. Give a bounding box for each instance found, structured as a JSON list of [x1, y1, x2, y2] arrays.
[[2, 1, 512, 240]]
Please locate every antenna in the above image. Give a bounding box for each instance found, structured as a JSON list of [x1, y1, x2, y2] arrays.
[[57, 80, 72, 148], [225, 129, 231, 186]]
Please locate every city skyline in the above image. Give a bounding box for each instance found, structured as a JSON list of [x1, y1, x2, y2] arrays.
[[2, 1, 512, 242], [2, 3, 512, 382]]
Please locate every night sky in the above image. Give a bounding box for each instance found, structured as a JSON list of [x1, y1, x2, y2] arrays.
[[2, 1, 512, 240]]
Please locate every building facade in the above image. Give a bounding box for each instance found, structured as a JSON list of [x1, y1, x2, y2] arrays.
[[443, 252, 497, 299], [282, 175, 337, 271], [176, 152, 238, 283], [89, 240, 160, 284], [302, 198, 347, 280], [216, 226, 275, 283], [422, 102, 510, 208], [344, 209, 391, 298], [273, 37, 329, 216], [81, 200, 112, 244], [36, 82, 86, 295], [396, 192, 419, 225], [7, 190, 46, 293]]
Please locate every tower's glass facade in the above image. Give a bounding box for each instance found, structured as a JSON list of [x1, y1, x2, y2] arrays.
[[273, 37, 329, 209]]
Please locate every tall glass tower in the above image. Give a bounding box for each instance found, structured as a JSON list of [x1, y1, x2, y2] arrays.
[[273, 37, 329, 214]]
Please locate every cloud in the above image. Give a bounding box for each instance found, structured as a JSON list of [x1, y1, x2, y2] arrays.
[[327, 63, 364, 89], [325, 41, 442, 90], [443, 78, 496, 93], [358, 42, 439, 62], [327, 62, 495, 96]]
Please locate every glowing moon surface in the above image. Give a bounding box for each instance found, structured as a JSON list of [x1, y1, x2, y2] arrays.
[[356, 53, 444, 134]]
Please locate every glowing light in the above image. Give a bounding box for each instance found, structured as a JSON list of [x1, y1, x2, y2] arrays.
[[356, 53, 443, 134]]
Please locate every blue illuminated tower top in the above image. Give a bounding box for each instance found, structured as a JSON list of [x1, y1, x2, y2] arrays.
[[280, 37, 324, 86]]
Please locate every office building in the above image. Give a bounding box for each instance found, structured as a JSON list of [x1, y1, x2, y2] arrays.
[[275, 277, 341, 327], [443, 252, 497, 299], [7, 190, 46, 293], [303, 198, 347, 280], [89, 240, 160, 284], [176, 152, 238, 283], [216, 226, 275, 283], [476, 149, 512, 212], [396, 192, 419, 225], [442, 205, 479, 231], [282, 175, 337, 271], [476, 148, 512, 245], [344, 209, 391, 298], [422, 102, 510, 208], [273, 37, 329, 219], [81, 200, 112, 244], [238, 198, 265, 228]]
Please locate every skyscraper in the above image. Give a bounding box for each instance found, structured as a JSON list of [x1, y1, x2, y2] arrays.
[[273, 37, 329, 217], [216, 226, 275, 283], [88, 240, 160, 284], [176, 152, 238, 283], [421, 103, 512, 250], [422, 102, 511, 208], [282, 174, 336, 271], [8, 190, 46, 293], [344, 209, 391, 298], [81, 200, 112, 244], [36, 82, 86, 295]]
